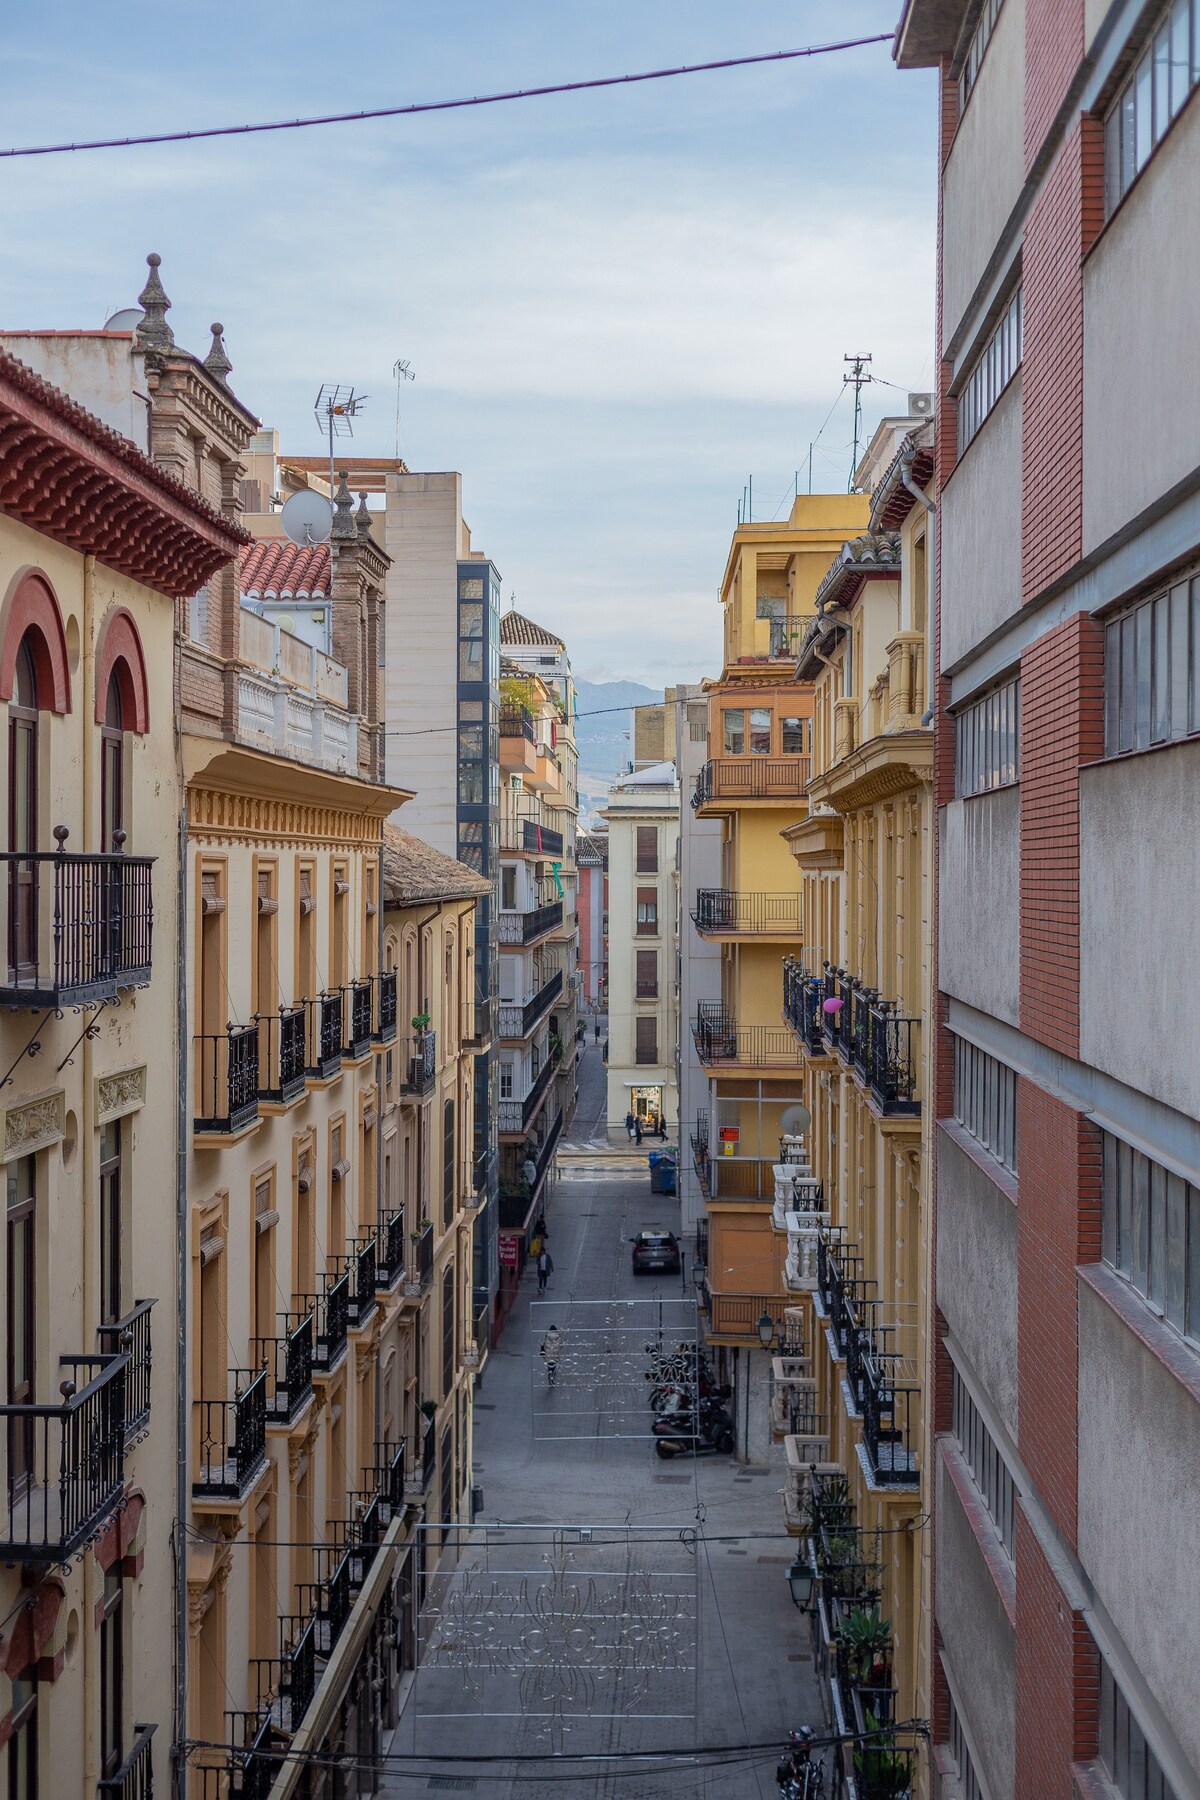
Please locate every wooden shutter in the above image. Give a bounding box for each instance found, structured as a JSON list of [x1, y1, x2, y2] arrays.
[[635, 1017, 658, 1064], [635, 826, 658, 873]]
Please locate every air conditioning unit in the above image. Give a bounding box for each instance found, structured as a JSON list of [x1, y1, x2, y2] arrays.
[[908, 391, 934, 417]]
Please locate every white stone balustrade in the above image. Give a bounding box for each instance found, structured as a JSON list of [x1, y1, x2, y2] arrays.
[[236, 608, 357, 775]]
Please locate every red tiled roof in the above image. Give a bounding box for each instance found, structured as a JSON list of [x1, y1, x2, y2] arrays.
[[240, 539, 330, 599]]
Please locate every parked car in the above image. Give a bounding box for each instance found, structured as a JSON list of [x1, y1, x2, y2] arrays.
[[631, 1229, 682, 1276]]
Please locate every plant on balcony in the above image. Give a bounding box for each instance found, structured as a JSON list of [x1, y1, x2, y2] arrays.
[[420, 1399, 437, 1421], [411, 1012, 431, 1031], [835, 1606, 892, 1684], [853, 1711, 912, 1799]]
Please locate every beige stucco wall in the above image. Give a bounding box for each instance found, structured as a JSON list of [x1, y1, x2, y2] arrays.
[[940, 0, 1027, 345], [1083, 96, 1200, 554], [935, 1449, 1016, 1800], [938, 788, 1020, 1026], [1079, 746, 1200, 1123], [940, 376, 1023, 673], [602, 782, 680, 1128], [1078, 1280, 1200, 1777], [937, 1129, 1019, 1438]]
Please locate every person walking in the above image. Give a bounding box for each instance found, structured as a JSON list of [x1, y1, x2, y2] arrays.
[[594, 1020, 601, 1044], [540, 1324, 562, 1385], [634, 1116, 644, 1146], [537, 1245, 553, 1293], [625, 1110, 636, 1142]]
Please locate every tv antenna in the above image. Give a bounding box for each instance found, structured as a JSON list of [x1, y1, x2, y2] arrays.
[[314, 384, 368, 499], [392, 359, 416, 460], [843, 353, 873, 491]]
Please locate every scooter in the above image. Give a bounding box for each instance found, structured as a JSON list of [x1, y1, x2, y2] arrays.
[[653, 1401, 735, 1457]]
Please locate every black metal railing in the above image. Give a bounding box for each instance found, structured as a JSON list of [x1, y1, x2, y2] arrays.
[[500, 705, 535, 742], [279, 1613, 317, 1734], [497, 1053, 556, 1134], [373, 969, 398, 1042], [312, 1271, 350, 1372], [252, 1313, 314, 1428], [374, 1437, 406, 1517], [635, 977, 659, 998], [473, 1145, 497, 1199], [496, 901, 564, 945], [410, 1220, 434, 1291], [691, 1002, 802, 1068], [348, 1237, 377, 1328], [860, 1341, 921, 1488], [97, 1299, 155, 1440], [691, 757, 811, 808], [344, 979, 373, 1058], [521, 818, 564, 855], [310, 991, 343, 1080], [692, 889, 804, 935], [783, 956, 827, 1054], [498, 969, 563, 1039], [813, 966, 921, 1115], [193, 1367, 267, 1500], [0, 838, 154, 1007], [256, 1003, 307, 1105], [97, 1721, 156, 1800], [375, 1208, 406, 1288], [194, 1025, 259, 1134], [402, 1027, 437, 1095], [0, 1352, 128, 1560], [421, 1417, 436, 1487]]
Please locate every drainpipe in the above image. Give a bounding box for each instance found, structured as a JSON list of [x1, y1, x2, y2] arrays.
[[173, 799, 189, 1800], [899, 447, 937, 725], [376, 842, 385, 1457], [81, 554, 98, 1792]]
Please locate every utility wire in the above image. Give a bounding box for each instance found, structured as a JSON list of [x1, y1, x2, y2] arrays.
[[0, 36, 893, 160]]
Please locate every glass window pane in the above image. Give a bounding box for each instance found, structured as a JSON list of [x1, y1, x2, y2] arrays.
[[1154, 25, 1172, 137], [723, 710, 744, 756], [1152, 595, 1171, 741], [1165, 1172, 1187, 1328], [1120, 614, 1136, 751], [1132, 1150, 1150, 1292], [749, 708, 771, 754], [1170, 0, 1190, 113], [1105, 623, 1121, 753], [1135, 51, 1153, 166], [1187, 1185, 1200, 1343], [1149, 1158, 1166, 1305], [1169, 583, 1189, 738], [1191, 579, 1200, 732], [1135, 603, 1153, 748], [1121, 81, 1137, 192], [1117, 1138, 1133, 1276]]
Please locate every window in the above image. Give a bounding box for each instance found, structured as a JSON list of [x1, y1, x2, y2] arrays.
[[101, 669, 125, 852], [6, 1157, 36, 1499], [955, 678, 1020, 797], [636, 888, 658, 935], [443, 1100, 455, 1230], [957, 287, 1022, 451], [1098, 1646, 1183, 1800], [100, 1121, 122, 1328], [8, 637, 40, 978], [99, 1569, 123, 1780], [1105, 0, 1197, 216], [499, 1061, 514, 1100], [635, 1017, 658, 1065], [1101, 1131, 1200, 1345], [781, 716, 807, 756], [952, 1038, 1017, 1174], [636, 950, 658, 999], [635, 826, 658, 874], [749, 707, 771, 754], [951, 1366, 1015, 1559], [441, 1265, 455, 1400], [946, 1690, 986, 1800], [1104, 574, 1200, 755], [500, 865, 517, 911], [7, 1672, 36, 1800], [723, 709, 745, 756], [958, 0, 1005, 107]]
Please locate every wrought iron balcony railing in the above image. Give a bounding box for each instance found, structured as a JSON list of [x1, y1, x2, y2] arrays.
[[498, 968, 563, 1039], [421, 1417, 437, 1487], [256, 1003, 307, 1105], [782, 956, 827, 1054], [97, 1298, 155, 1441], [691, 1002, 802, 1068], [347, 1237, 378, 1329], [815, 966, 921, 1115], [345, 979, 373, 1059], [305, 991, 343, 1080], [499, 704, 535, 742], [497, 1053, 556, 1134], [373, 969, 398, 1043], [692, 889, 804, 936], [0, 1352, 128, 1560], [251, 1312, 314, 1428], [313, 1270, 350, 1372], [408, 1220, 434, 1294], [193, 1366, 268, 1501], [496, 901, 564, 945], [0, 835, 154, 1007], [194, 1025, 259, 1134], [374, 1207, 406, 1289], [521, 818, 564, 855], [402, 1028, 437, 1096], [691, 757, 811, 809], [97, 1721, 156, 1800]]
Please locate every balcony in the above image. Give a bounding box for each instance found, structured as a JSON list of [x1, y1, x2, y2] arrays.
[[312, 1270, 350, 1373], [374, 1208, 406, 1289], [96, 1721, 156, 1800], [345, 1237, 378, 1330], [692, 889, 803, 938], [406, 1220, 434, 1296], [692, 1003, 803, 1070], [251, 1312, 314, 1427], [0, 840, 154, 1008], [421, 1417, 436, 1487], [236, 607, 358, 776], [305, 991, 343, 1080], [498, 969, 564, 1040], [373, 969, 397, 1043], [497, 1052, 556, 1136], [496, 901, 564, 946], [521, 818, 564, 856], [817, 1231, 919, 1491], [0, 1352, 128, 1560], [252, 1610, 316, 1738], [345, 979, 373, 1059], [256, 1004, 306, 1105], [498, 1109, 563, 1228], [193, 1025, 259, 1136], [193, 1366, 268, 1501], [97, 1298, 155, 1441], [782, 957, 829, 1056], [499, 704, 535, 743], [702, 1288, 790, 1344], [401, 1027, 437, 1096], [816, 968, 921, 1116], [691, 756, 811, 812]]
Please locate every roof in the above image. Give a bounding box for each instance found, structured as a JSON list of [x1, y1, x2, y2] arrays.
[[0, 345, 248, 598], [868, 425, 936, 533], [382, 825, 491, 908], [612, 760, 677, 790], [577, 830, 609, 867], [812, 532, 903, 615], [500, 608, 564, 650], [240, 539, 330, 600]]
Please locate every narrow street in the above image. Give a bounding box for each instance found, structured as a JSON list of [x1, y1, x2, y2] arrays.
[[386, 1037, 823, 1797]]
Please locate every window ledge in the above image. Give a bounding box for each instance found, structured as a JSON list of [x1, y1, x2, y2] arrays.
[[1079, 1262, 1200, 1410], [938, 1433, 1017, 1627], [937, 1117, 1018, 1207]]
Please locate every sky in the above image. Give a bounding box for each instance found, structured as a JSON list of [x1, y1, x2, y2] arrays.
[[1, 2, 936, 687]]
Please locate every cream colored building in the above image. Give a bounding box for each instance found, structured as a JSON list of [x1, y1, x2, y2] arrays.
[[0, 342, 242, 1799], [603, 763, 680, 1139]]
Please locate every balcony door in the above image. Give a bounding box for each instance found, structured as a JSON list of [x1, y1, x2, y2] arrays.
[[100, 671, 124, 852], [7, 639, 39, 981], [6, 1157, 36, 1500]]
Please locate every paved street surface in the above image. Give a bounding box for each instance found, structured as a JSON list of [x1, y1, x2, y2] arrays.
[[383, 1036, 824, 1798]]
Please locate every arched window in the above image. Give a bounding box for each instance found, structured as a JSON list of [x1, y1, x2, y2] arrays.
[[101, 670, 125, 852], [8, 636, 41, 976]]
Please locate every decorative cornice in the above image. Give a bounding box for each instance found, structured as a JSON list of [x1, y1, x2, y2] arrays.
[[95, 1066, 146, 1124], [1, 1091, 65, 1163]]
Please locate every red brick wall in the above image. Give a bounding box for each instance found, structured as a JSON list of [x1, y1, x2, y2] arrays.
[[1018, 612, 1104, 1057], [1015, 1088, 1102, 1547], [1014, 1512, 1096, 1797], [1025, 0, 1084, 170]]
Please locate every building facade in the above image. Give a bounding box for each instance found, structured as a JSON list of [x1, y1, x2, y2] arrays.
[[897, 4, 1200, 1795], [603, 763, 680, 1140], [674, 686, 723, 1241], [576, 829, 608, 1015]]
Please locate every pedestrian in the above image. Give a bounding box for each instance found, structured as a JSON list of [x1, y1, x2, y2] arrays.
[[537, 1246, 553, 1293], [625, 1110, 636, 1142], [522, 1153, 537, 1191], [594, 1020, 601, 1043], [657, 1116, 667, 1140], [530, 1232, 543, 1260], [533, 1213, 547, 1241], [540, 1324, 562, 1385], [635, 1117, 643, 1146]]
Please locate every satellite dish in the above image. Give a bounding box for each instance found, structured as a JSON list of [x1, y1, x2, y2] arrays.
[[780, 1103, 812, 1137], [281, 490, 333, 546], [103, 307, 145, 333]]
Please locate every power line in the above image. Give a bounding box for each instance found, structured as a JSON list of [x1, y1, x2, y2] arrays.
[[0, 35, 893, 160]]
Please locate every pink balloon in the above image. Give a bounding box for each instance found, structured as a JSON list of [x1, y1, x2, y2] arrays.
[[822, 998, 843, 1015]]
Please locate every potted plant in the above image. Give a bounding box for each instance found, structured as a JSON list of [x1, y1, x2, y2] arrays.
[[411, 1011, 431, 1032], [853, 1711, 912, 1800], [419, 1399, 437, 1422], [835, 1605, 892, 1686]]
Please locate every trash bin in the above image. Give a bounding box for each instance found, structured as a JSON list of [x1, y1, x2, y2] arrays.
[[649, 1151, 677, 1195], [471, 1483, 484, 1521]]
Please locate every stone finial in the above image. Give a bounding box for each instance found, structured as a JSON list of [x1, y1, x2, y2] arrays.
[[135, 253, 174, 350], [203, 322, 232, 384], [356, 492, 373, 540], [332, 470, 355, 539]]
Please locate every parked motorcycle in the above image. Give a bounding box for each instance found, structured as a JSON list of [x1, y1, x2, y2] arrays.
[[653, 1399, 735, 1457]]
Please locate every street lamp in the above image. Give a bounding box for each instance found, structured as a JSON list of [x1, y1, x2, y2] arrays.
[[787, 1554, 816, 1611], [757, 1310, 775, 1349]]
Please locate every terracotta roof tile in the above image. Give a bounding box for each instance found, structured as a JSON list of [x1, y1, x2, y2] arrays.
[[382, 825, 491, 907], [499, 608, 564, 650], [240, 539, 330, 599]]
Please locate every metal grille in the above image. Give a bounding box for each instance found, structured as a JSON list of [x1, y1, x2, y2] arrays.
[[530, 1298, 698, 1441]]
